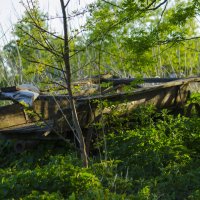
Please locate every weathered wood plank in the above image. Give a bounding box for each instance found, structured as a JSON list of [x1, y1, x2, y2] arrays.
[[0, 77, 199, 138], [0, 104, 27, 129]]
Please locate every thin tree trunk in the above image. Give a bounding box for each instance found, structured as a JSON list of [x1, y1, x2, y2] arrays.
[[60, 0, 88, 167]]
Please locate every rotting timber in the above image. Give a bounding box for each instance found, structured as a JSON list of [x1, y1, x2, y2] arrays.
[[0, 77, 199, 142]]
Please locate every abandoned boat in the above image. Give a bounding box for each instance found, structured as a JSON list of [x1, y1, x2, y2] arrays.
[[0, 77, 199, 141]]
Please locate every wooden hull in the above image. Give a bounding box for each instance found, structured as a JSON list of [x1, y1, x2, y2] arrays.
[[0, 78, 198, 139]]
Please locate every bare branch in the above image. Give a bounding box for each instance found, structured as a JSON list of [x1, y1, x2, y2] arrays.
[[17, 26, 62, 58], [22, 0, 63, 57], [143, 0, 157, 10], [29, 21, 64, 41], [42, 80, 68, 90], [157, 0, 168, 26], [158, 36, 200, 45], [68, 28, 87, 42], [71, 58, 97, 75], [23, 57, 66, 73], [148, 0, 168, 11], [101, 0, 123, 9], [64, 0, 71, 8]]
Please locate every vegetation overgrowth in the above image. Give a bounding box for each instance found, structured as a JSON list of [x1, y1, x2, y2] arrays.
[[0, 93, 199, 200], [0, 0, 200, 198]]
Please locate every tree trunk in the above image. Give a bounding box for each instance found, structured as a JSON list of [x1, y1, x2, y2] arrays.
[[60, 0, 88, 167]]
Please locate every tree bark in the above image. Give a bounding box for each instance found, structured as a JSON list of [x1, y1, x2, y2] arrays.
[[60, 0, 88, 167]]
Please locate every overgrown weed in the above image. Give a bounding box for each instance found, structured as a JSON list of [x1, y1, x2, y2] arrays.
[[0, 94, 200, 199]]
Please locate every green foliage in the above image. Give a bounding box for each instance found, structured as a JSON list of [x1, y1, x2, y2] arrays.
[[0, 100, 200, 199], [86, 0, 200, 76], [1, 1, 64, 85], [0, 154, 101, 199], [102, 106, 200, 199], [22, 191, 64, 200], [78, 188, 129, 200], [1, 0, 200, 84], [188, 92, 200, 104], [0, 0, 200, 198], [188, 190, 200, 200], [91, 160, 133, 194]]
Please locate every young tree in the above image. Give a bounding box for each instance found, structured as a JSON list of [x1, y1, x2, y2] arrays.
[[59, 0, 88, 167], [8, 0, 89, 167]]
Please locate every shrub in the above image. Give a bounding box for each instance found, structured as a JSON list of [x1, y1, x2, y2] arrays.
[[0, 155, 101, 199]]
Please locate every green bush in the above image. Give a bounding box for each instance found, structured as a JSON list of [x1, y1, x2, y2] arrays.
[[22, 191, 64, 200], [104, 109, 200, 199], [0, 101, 200, 200], [0, 155, 101, 199]]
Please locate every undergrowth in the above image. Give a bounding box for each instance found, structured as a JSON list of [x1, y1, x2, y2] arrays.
[[0, 93, 200, 199]]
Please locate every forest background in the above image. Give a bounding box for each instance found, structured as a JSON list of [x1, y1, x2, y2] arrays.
[[0, 0, 200, 87]]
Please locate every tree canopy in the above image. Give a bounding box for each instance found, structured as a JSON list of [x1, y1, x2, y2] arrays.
[[0, 0, 200, 86]]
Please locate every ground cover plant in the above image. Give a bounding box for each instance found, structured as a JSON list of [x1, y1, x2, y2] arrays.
[[0, 93, 200, 199]]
